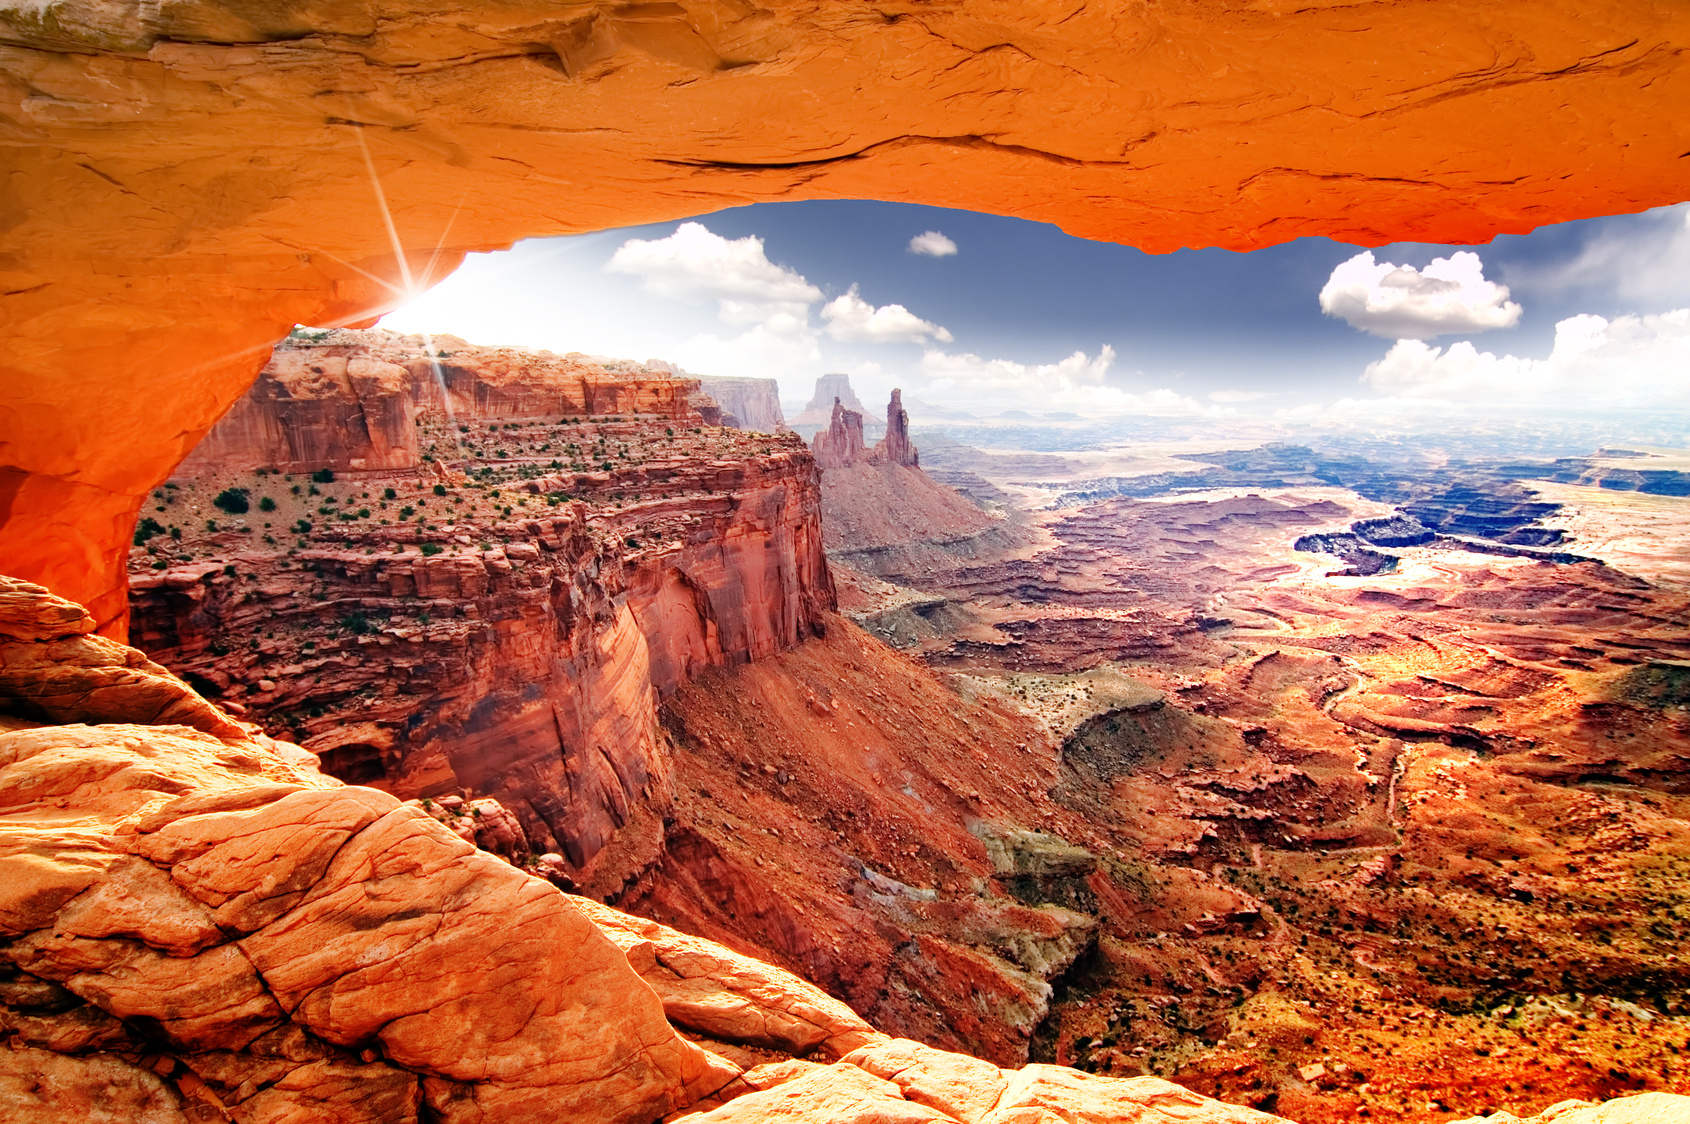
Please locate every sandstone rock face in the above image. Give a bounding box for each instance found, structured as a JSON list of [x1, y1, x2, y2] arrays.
[[5, 2, 1686, 628], [813, 390, 920, 472], [696, 378, 787, 435], [127, 332, 834, 890], [810, 400, 869, 471], [180, 331, 702, 479], [869, 390, 919, 469], [1, 573, 1312, 1124], [0, 576, 739, 1123]]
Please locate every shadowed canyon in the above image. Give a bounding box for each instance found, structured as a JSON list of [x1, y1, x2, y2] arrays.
[[3, 3, 1690, 1123]]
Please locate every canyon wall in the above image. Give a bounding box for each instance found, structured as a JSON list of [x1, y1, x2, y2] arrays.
[[696, 377, 787, 434], [179, 332, 701, 478], [128, 331, 833, 892], [1, 573, 1298, 1124], [4, 1, 1687, 627]]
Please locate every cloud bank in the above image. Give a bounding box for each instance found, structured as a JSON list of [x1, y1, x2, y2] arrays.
[[1321, 250, 1521, 339], [908, 231, 958, 257], [917, 344, 1215, 415], [1363, 308, 1690, 407]]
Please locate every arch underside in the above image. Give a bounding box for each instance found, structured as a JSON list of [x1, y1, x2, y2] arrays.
[[1, 0, 1687, 628]]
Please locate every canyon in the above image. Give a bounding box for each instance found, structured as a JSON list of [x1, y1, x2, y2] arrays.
[[0, 571, 1295, 1124], [3, 4, 1690, 1122], [84, 342, 1690, 1123], [126, 329, 831, 894]]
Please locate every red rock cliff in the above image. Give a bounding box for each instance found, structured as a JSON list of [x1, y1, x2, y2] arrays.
[[127, 332, 833, 891], [809, 399, 869, 471]]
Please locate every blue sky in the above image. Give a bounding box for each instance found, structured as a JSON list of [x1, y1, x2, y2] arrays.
[[380, 199, 1690, 420]]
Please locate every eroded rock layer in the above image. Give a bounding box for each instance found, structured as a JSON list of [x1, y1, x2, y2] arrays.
[[126, 330, 832, 889]]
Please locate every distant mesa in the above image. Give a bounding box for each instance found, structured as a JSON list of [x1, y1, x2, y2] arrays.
[[794, 373, 868, 424], [790, 372, 880, 440], [693, 376, 787, 434]]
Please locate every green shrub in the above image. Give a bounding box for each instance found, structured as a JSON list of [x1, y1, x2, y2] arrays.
[[213, 487, 249, 514], [383, 487, 397, 500], [133, 517, 165, 546], [420, 543, 443, 556], [258, 496, 277, 512], [311, 468, 335, 483], [433, 484, 447, 496]]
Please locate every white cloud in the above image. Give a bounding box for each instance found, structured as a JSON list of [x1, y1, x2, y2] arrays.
[[908, 231, 958, 257], [821, 286, 953, 344], [1321, 250, 1521, 339], [1362, 308, 1690, 407], [606, 222, 822, 331], [915, 344, 1216, 415]]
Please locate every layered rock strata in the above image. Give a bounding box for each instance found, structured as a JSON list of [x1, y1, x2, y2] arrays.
[[0, 573, 1301, 1124], [179, 331, 701, 479], [127, 331, 833, 890]]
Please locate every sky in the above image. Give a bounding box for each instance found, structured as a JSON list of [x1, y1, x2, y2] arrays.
[[378, 198, 1690, 422]]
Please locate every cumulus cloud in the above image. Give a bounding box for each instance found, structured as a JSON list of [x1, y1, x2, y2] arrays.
[[908, 231, 958, 257], [821, 286, 953, 344], [916, 344, 1214, 415], [607, 222, 821, 331], [1321, 250, 1521, 339], [1362, 308, 1690, 407]]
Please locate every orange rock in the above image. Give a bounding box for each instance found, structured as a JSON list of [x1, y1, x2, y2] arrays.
[[575, 895, 879, 1058], [5, 3, 1688, 628], [678, 1063, 954, 1123], [0, 576, 244, 736], [0, 1046, 191, 1124]]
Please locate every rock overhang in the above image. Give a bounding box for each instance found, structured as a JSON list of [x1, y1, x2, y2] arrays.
[[2, 0, 1689, 629]]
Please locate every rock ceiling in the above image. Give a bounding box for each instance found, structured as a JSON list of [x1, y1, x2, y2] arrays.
[[2, 0, 1688, 630]]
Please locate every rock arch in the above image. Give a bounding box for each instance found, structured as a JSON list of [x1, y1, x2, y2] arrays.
[[1, 0, 1687, 632]]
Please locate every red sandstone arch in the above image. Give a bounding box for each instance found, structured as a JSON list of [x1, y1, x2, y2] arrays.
[[2, 0, 1687, 634]]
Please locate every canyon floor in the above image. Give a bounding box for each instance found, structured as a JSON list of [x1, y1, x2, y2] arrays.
[[828, 444, 1690, 1124], [116, 344, 1690, 1124]]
